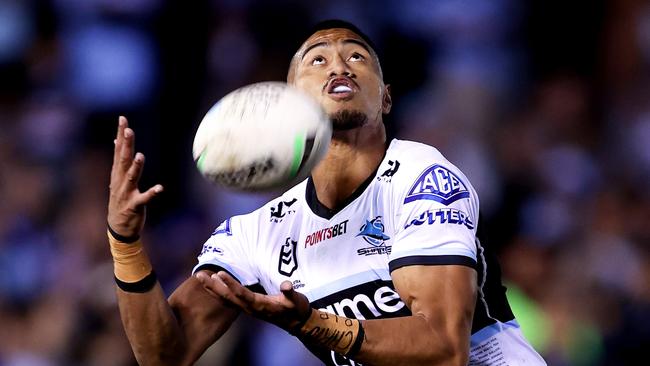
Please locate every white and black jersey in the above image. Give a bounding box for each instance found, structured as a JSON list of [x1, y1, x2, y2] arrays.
[[194, 139, 546, 365]]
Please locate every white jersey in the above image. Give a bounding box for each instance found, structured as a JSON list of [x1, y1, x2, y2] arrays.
[[194, 139, 546, 366]]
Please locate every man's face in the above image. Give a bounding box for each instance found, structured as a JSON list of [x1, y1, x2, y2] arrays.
[[290, 28, 391, 130]]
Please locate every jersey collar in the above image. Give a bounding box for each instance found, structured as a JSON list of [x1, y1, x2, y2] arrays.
[[305, 145, 388, 220]]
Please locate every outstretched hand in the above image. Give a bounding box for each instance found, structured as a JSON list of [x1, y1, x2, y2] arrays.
[[195, 271, 311, 331], [107, 116, 163, 238]]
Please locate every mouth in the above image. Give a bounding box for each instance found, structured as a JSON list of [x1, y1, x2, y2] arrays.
[[325, 77, 358, 100]]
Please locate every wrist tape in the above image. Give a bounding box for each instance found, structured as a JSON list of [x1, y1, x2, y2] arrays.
[[107, 228, 155, 292], [296, 309, 365, 357]]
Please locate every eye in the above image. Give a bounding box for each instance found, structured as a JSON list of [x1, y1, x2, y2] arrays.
[[348, 53, 365, 62], [311, 56, 326, 66]]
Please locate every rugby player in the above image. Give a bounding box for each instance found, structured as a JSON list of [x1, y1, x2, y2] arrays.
[[107, 20, 546, 365]]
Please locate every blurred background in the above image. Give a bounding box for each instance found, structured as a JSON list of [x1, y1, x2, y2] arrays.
[[0, 0, 649, 365]]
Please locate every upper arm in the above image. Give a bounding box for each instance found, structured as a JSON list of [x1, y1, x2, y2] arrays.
[[388, 154, 480, 348], [168, 272, 240, 365], [392, 264, 477, 357]]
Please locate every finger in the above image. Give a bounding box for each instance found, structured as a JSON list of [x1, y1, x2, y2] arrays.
[[218, 273, 275, 315], [280, 281, 300, 305], [216, 271, 239, 287], [203, 273, 246, 307], [132, 184, 164, 207], [196, 271, 227, 291], [198, 273, 242, 307], [195, 272, 224, 298], [124, 152, 145, 188], [118, 127, 135, 173], [280, 280, 294, 293], [212, 273, 260, 310], [195, 271, 210, 282], [111, 116, 127, 177], [217, 272, 254, 300], [280, 281, 311, 321]]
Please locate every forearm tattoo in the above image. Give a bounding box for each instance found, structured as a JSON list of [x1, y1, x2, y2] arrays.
[[298, 310, 365, 356]]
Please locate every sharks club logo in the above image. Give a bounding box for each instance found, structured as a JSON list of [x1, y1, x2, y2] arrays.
[[356, 216, 391, 256]]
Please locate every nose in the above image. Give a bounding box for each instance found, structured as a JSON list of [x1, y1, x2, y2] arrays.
[[328, 54, 353, 77]]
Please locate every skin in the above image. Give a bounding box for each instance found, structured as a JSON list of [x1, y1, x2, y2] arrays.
[[108, 28, 477, 365]]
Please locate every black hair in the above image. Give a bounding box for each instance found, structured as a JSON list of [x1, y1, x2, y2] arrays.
[[287, 19, 383, 83], [306, 19, 379, 56]]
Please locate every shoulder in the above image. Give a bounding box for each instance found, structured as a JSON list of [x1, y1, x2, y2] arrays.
[[386, 139, 459, 173], [384, 139, 477, 206]]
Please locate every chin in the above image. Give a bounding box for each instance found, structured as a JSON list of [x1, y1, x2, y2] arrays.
[[329, 109, 368, 131]]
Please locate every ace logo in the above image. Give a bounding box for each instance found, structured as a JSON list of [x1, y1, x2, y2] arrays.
[[278, 237, 298, 276], [404, 164, 469, 205]]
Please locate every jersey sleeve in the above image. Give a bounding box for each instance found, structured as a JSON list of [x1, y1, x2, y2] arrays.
[[192, 216, 259, 286], [389, 162, 479, 273]]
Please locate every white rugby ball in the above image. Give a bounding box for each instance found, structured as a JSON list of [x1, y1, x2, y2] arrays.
[[193, 81, 332, 191]]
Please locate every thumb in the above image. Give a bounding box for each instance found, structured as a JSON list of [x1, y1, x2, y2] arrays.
[[134, 184, 164, 207], [280, 280, 296, 299], [280, 281, 311, 322]]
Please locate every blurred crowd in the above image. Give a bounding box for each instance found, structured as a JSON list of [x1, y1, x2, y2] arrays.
[[0, 0, 648, 365]]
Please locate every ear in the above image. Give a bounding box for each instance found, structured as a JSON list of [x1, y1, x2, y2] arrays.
[[382, 84, 392, 114]]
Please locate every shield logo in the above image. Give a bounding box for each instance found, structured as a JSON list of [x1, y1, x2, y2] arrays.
[[278, 237, 298, 276]]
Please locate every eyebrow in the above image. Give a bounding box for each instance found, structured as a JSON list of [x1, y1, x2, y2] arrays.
[[301, 39, 372, 60]]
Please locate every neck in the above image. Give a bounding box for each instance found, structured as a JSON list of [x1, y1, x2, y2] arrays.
[[311, 122, 387, 210]]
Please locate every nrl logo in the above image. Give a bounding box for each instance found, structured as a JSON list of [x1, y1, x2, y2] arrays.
[[278, 237, 298, 277]]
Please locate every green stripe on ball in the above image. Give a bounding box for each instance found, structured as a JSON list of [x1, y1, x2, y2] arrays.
[[289, 134, 305, 178], [197, 150, 208, 172]]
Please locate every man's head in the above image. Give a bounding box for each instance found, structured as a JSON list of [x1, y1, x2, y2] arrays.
[[287, 20, 391, 131]]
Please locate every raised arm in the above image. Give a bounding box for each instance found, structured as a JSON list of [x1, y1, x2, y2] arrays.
[[107, 116, 239, 365], [198, 263, 477, 366]]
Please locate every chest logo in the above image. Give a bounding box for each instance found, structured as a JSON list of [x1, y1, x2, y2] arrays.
[[357, 216, 391, 247], [404, 164, 469, 205], [305, 219, 349, 248], [278, 237, 298, 277], [270, 198, 298, 223]]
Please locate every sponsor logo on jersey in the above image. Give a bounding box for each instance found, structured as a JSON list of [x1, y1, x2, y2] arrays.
[[376, 160, 400, 182], [309, 280, 412, 366], [270, 198, 298, 223], [292, 279, 305, 290], [278, 237, 298, 276], [211, 218, 232, 236], [404, 164, 469, 205], [312, 280, 410, 320], [305, 219, 349, 248], [199, 244, 224, 256], [404, 208, 475, 230], [356, 216, 391, 256]]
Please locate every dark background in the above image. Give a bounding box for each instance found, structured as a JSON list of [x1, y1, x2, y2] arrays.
[[0, 0, 649, 365]]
